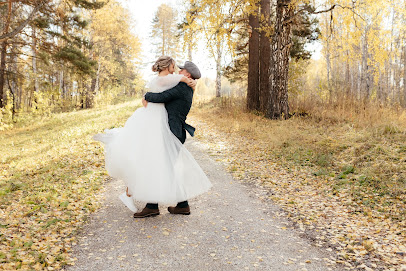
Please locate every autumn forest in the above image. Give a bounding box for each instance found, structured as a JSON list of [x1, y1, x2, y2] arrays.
[[1, 0, 406, 122], [0, 0, 405, 270]]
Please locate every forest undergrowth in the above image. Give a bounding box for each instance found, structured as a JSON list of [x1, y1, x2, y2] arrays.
[[189, 97, 406, 270], [0, 99, 140, 270]]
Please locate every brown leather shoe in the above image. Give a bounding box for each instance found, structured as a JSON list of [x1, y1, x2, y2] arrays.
[[133, 207, 160, 218], [168, 206, 190, 215]]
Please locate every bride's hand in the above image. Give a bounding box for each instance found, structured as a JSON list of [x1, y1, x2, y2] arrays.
[[188, 79, 197, 90], [142, 98, 148, 107], [180, 76, 197, 90], [185, 78, 197, 89]]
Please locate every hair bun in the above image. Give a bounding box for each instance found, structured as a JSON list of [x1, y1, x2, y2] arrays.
[[151, 63, 159, 72], [152, 56, 174, 73]]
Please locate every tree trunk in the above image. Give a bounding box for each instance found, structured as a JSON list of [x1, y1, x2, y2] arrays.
[[325, 14, 332, 103], [32, 26, 39, 93], [95, 62, 100, 95], [86, 62, 101, 109], [0, 41, 7, 108], [247, 4, 260, 110], [259, 0, 270, 113], [0, 0, 13, 108], [30, 27, 38, 110], [0, 0, 12, 108], [345, 50, 351, 98], [86, 78, 96, 108], [215, 41, 222, 97], [59, 69, 64, 98], [387, 11, 395, 104], [403, 45, 406, 106], [361, 27, 371, 101], [394, 41, 401, 104], [6, 72, 15, 119], [384, 60, 390, 103], [10, 44, 19, 110], [80, 79, 85, 109], [267, 0, 293, 119]]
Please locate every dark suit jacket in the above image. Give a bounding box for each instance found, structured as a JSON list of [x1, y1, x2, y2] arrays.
[[144, 82, 194, 144]]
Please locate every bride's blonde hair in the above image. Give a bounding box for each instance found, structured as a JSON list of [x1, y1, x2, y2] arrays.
[[152, 56, 175, 72]]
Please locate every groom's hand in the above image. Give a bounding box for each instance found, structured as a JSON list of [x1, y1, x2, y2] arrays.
[[142, 98, 148, 107]]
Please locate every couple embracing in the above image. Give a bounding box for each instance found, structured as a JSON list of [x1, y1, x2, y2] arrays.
[[93, 56, 212, 218]]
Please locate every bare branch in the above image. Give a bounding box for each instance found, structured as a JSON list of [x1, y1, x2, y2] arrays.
[[313, 5, 336, 14], [285, 3, 365, 26], [4, 0, 12, 35], [0, 1, 44, 41]]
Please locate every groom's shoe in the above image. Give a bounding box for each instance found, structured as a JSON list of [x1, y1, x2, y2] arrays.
[[168, 206, 191, 215], [133, 207, 160, 218]]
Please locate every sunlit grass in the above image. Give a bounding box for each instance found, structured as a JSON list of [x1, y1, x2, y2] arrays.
[[189, 97, 406, 268], [191, 98, 406, 219], [0, 98, 140, 270]]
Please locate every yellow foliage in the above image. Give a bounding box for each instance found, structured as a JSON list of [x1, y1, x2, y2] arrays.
[[89, 0, 141, 89]]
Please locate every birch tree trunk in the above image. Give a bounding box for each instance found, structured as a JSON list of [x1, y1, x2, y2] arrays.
[[345, 50, 351, 98], [215, 41, 222, 97], [403, 45, 406, 106], [384, 60, 390, 103], [361, 27, 371, 101], [394, 40, 401, 103], [387, 10, 395, 104], [247, 4, 260, 110], [325, 15, 332, 102]]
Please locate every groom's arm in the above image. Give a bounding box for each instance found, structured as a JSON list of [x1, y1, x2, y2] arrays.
[[144, 83, 185, 103]]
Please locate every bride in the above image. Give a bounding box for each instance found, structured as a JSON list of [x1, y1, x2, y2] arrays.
[[93, 56, 212, 217]]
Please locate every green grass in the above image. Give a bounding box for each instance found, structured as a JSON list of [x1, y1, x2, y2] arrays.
[[0, 98, 141, 270]]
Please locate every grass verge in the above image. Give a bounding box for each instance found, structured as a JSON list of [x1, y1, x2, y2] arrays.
[[189, 98, 406, 270], [0, 99, 140, 270]]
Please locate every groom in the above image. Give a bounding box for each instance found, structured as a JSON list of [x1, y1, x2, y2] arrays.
[[133, 61, 201, 218]]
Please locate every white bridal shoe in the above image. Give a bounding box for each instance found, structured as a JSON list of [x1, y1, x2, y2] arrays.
[[119, 192, 138, 212]]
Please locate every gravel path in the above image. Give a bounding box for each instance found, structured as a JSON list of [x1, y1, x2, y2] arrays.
[[66, 139, 338, 271]]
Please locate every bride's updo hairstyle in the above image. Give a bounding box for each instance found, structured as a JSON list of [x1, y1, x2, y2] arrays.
[[152, 56, 175, 72]]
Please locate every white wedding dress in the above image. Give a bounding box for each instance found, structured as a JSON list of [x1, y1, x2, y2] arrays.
[[93, 74, 212, 206]]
